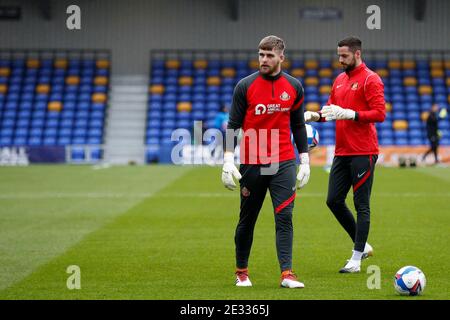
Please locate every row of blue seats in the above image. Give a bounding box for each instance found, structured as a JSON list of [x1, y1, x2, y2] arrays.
[[0, 136, 103, 146], [1, 127, 102, 137], [0, 58, 104, 66], [151, 69, 449, 79], [148, 85, 450, 97], [148, 96, 448, 107], [0, 93, 105, 103], [384, 87, 449, 95], [388, 94, 448, 104], [151, 76, 336, 85], [71, 148, 102, 161], [144, 136, 450, 148], [0, 100, 105, 109], [152, 69, 338, 78], [148, 91, 448, 102], [0, 71, 109, 81], [1, 108, 104, 117], [151, 59, 448, 70], [0, 67, 108, 75], [0, 74, 108, 85], [2, 85, 108, 94], [1, 115, 103, 125]]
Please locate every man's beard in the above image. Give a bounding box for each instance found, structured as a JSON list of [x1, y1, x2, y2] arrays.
[[342, 57, 357, 72], [259, 63, 278, 75]]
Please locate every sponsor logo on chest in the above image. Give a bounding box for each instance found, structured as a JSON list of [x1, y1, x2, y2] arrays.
[[255, 103, 290, 115]]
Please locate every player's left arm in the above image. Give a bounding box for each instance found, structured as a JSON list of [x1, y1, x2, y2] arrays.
[[290, 83, 310, 189], [356, 74, 386, 123], [290, 85, 308, 154]]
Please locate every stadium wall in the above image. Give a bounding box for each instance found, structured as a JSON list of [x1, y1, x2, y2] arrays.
[[1, 0, 449, 74]]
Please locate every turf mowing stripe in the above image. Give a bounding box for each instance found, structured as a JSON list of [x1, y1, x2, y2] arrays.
[[1, 166, 449, 299], [0, 166, 191, 292]]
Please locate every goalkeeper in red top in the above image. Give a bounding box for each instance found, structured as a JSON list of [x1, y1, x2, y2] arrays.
[[305, 36, 386, 273], [221, 35, 310, 288]]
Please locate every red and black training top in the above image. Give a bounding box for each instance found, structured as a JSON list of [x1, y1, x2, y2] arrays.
[[227, 71, 308, 164], [326, 62, 386, 156]]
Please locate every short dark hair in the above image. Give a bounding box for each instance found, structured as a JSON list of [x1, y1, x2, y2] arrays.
[[258, 35, 285, 53], [338, 36, 362, 53]]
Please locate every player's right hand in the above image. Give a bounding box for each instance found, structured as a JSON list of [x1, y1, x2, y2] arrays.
[[222, 152, 242, 191], [297, 153, 310, 189], [304, 111, 320, 122]]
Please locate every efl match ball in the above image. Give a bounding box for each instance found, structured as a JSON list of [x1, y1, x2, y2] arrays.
[[394, 266, 426, 296], [306, 124, 319, 150]]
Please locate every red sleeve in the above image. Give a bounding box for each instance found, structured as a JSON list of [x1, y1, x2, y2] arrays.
[[326, 82, 335, 106], [357, 74, 386, 123]]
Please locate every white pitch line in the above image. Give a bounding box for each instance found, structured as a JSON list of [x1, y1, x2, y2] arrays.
[[0, 192, 154, 199], [153, 192, 450, 198], [0, 192, 448, 200]]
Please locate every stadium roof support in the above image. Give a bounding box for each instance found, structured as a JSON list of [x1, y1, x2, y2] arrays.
[[228, 0, 240, 21], [414, 0, 427, 21]]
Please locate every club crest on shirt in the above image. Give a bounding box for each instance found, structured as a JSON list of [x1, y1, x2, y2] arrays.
[[351, 82, 359, 90], [280, 91, 290, 101], [241, 187, 251, 197]]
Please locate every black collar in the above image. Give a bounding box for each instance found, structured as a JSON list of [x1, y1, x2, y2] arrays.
[[260, 70, 283, 81]]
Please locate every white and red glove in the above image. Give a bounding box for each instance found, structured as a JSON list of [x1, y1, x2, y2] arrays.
[[304, 111, 321, 122], [221, 152, 242, 191], [297, 153, 310, 189], [321, 104, 355, 121]]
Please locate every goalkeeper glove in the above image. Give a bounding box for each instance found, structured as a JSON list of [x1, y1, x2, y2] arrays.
[[297, 153, 310, 189], [222, 152, 242, 191], [304, 111, 321, 122], [321, 104, 355, 121]]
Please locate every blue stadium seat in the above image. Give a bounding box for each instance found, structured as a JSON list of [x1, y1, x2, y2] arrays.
[[409, 130, 423, 139], [59, 128, 72, 138], [71, 148, 85, 159], [409, 120, 423, 130], [31, 118, 45, 128], [395, 138, 408, 146], [43, 137, 57, 145], [28, 137, 42, 146], [409, 138, 423, 146], [90, 147, 102, 160], [57, 136, 71, 145], [45, 119, 59, 129], [420, 95, 432, 103], [13, 137, 27, 146], [60, 119, 74, 128], [87, 137, 101, 144], [16, 119, 30, 128], [146, 145, 160, 161], [72, 137, 86, 144], [15, 128, 28, 138]]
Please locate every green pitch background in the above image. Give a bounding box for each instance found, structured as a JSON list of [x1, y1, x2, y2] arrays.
[[0, 165, 449, 300]]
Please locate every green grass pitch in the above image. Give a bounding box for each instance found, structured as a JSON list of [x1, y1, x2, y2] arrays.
[[0, 165, 449, 300]]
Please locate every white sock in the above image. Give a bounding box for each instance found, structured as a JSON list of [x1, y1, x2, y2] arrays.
[[351, 250, 363, 262]]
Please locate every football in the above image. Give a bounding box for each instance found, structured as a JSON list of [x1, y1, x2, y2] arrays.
[[306, 124, 320, 150], [394, 266, 426, 296]]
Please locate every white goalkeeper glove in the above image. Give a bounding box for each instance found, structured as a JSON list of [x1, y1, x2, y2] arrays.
[[304, 111, 321, 122], [222, 151, 242, 191], [321, 104, 355, 121], [297, 153, 310, 189]]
